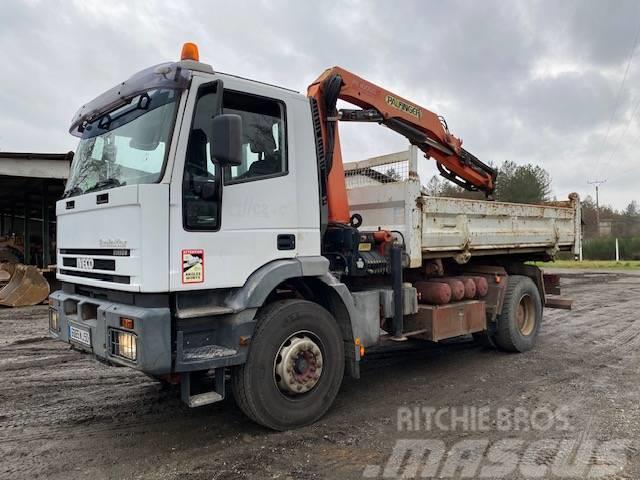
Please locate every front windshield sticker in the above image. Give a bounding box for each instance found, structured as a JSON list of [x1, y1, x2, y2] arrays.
[[182, 249, 204, 284]]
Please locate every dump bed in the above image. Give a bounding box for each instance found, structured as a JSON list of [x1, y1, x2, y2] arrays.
[[345, 147, 581, 268]]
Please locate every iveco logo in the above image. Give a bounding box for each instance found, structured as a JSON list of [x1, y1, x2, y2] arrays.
[[77, 257, 94, 270]]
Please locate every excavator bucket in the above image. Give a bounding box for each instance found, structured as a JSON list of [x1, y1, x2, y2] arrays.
[[0, 262, 16, 276], [0, 269, 10, 284], [0, 263, 15, 288], [0, 264, 50, 307]]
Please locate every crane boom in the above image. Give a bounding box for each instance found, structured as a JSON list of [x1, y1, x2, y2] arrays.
[[308, 66, 497, 224]]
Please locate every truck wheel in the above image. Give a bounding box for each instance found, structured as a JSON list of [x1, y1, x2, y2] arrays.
[[231, 299, 344, 430], [494, 275, 542, 353]]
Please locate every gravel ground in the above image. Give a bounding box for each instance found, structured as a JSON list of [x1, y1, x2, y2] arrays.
[[1, 270, 639, 479]]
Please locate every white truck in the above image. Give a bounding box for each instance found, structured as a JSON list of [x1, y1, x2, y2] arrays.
[[49, 44, 580, 430]]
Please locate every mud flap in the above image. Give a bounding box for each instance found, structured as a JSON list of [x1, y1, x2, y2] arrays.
[[345, 340, 360, 379], [544, 297, 573, 310]]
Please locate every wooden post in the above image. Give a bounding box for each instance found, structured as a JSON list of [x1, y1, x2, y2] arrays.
[[10, 203, 15, 233], [42, 181, 50, 268], [23, 192, 30, 265]]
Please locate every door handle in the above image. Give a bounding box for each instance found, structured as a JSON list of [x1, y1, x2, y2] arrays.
[[277, 234, 296, 251]]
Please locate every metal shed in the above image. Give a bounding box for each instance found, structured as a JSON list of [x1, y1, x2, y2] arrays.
[[0, 152, 73, 268]]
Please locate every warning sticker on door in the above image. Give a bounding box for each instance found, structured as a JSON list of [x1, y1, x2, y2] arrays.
[[182, 249, 204, 284]]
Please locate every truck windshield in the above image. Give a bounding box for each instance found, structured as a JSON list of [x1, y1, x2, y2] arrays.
[[64, 88, 180, 197]]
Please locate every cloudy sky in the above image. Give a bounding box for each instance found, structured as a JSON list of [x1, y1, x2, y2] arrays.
[[1, 0, 639, 209]]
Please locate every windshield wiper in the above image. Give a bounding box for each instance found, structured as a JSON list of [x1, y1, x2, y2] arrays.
[[62, 186, 84, 198], [84, 178, 125, 193]]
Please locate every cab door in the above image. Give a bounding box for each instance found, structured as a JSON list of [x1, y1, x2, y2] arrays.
[[168, 75, 299, 290]]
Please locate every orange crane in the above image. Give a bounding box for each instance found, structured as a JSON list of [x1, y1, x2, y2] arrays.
[[308, 67, 497, 224]]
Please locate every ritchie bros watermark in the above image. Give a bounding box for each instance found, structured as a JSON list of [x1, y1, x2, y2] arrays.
[[397, 405, 572, 433]]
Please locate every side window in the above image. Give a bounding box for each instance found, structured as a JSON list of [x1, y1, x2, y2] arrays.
[[223, 91, 287, 184], [182, 83, 220, 230]]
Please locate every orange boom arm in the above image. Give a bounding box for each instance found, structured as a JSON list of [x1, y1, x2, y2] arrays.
[[308, 66, 496, 224]]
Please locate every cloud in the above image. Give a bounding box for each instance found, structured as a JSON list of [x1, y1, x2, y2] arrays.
[[0, 0, 639, 209], [515, 70, 618, 134]]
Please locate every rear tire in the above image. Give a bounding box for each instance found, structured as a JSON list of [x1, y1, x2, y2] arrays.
[[494, 275, 542, 353], [231, 299, 344, 430]]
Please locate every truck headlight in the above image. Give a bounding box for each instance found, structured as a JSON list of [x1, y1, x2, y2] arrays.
[[49, 308, 59, 332], [110, 329, 137, 361]]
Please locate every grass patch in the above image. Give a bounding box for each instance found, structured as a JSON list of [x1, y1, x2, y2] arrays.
[[533, 260, 640, 270], [582, 236, 640, 261]]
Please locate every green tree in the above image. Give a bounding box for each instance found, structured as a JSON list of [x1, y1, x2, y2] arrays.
[[424, 174, 485, 199], [494, 161, 551, 204], [624, 200, 639, 217], [425, 175, 443, 196], [384, 168, 401, 181], [580, 195, 598, 239]]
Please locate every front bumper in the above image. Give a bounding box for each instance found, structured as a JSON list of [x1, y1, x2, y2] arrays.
[[49, 290, 172, 375]]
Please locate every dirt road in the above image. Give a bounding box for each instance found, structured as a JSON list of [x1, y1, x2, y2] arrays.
[[1, 271, 639, 479]]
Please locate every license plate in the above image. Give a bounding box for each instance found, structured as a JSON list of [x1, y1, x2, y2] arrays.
[[69, 324, 91, 347]]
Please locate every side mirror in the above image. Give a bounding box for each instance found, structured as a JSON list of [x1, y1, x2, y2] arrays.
[[210, 114, 242, 166]]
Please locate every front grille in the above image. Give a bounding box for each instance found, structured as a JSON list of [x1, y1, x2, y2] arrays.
[[59, 248, 130, 257], [59, 269, 130, 284], [62, 258, 116, 271]]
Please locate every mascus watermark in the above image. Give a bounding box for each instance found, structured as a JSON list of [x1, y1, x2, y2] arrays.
[[363, 438, 629, 479]]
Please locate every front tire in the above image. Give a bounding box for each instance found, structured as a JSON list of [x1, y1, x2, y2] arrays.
[[494, 275, 542, 353], [232, 299, 344, 430]]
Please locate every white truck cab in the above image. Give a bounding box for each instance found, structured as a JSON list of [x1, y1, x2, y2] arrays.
[[57, 62, 321, 293]]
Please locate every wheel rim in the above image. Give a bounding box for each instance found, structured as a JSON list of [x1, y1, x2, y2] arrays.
[[516, 294, 536, 336], [273, 331, 324, 395]]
